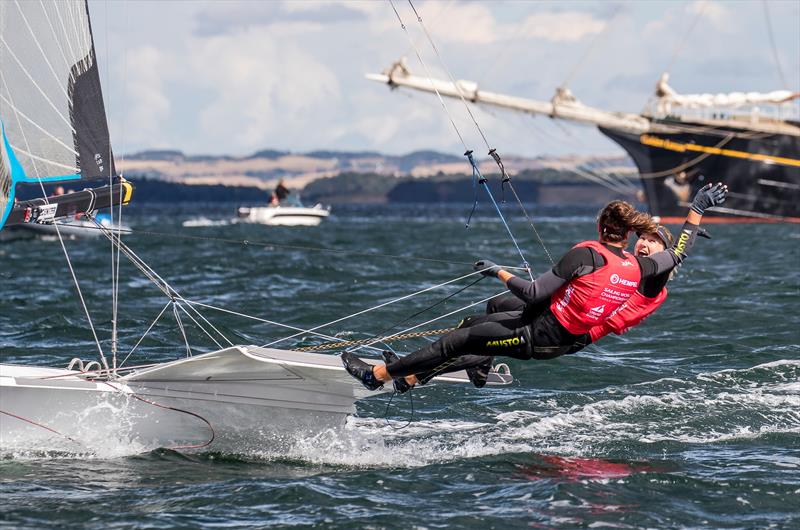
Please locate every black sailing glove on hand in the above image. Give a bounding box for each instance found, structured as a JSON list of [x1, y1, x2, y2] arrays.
[[691, 182, 728, 215], [474, 259, 502, 278]]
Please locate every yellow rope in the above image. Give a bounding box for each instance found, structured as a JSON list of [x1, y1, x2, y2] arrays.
[[296, 327, 454, 352]]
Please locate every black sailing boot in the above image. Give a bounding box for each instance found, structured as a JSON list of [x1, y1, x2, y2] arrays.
[[465, 357, 494, 388], [341, 351, 384, 391], [381, 351, 412, 394]]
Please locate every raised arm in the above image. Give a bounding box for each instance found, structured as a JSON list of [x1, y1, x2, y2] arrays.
[[640, 182, 728, 277]]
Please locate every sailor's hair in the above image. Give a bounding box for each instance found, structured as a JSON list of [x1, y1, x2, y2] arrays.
[[598, 200, 657, 244]]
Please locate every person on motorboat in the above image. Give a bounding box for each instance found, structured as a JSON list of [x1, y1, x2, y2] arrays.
[[271, 178, 290, 205], [342, 183, 728, 392]]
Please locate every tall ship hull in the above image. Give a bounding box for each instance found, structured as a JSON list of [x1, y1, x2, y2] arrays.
[[368, 63, 800, 222], [599, 121, 800, 221]]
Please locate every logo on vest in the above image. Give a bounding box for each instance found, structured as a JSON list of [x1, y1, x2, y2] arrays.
[[610, 273, 637, 287], [485, 337, 524, 348], [620, 260, 633, 267], [587, 304, 606, 318]]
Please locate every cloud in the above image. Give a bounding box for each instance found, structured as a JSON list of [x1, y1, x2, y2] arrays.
[[194, 1, 366, 37], [687, 0, 729, 28], [188, 28, 340, 151], [103, 0, 798, 158], [514, 11, 607, 43], [118, 46, 171, 148]]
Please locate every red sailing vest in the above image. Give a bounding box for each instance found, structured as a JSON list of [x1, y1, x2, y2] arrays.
[[588, 288, 668, 342], [550, 241, 641, 335]]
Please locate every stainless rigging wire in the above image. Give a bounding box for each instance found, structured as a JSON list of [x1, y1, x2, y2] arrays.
[[401, 0, 554, 269], [663, 0, 707, 76], [0, 46, 107, 368], [761, 0, 788, 89]]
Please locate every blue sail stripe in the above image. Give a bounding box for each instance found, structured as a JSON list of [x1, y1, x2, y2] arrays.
[[0, 121, 81, 230]]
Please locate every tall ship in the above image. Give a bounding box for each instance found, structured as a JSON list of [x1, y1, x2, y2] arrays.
[[368, 61, 799, 223]]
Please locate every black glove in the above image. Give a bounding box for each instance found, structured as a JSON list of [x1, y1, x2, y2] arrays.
[[691, 182, 728, 215], [474, 259, 502, 278]]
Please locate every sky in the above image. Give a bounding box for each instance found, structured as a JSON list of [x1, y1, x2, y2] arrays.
[[91, 0, 800, 159]]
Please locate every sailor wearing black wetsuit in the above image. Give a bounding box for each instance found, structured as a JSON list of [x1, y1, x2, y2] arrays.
[[341, 183, 728, 391], [412, 228, 676, 387], [378, 238, 685, 380]]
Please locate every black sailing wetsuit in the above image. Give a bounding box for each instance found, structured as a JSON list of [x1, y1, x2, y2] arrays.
[[387, 225, 700, 380], [432, 249, 674, 382]]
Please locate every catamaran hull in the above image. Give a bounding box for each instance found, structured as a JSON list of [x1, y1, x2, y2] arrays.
[[237, 205, 330, 226]]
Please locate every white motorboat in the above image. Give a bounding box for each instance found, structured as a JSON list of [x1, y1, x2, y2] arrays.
[[237, 204, 331, 226]]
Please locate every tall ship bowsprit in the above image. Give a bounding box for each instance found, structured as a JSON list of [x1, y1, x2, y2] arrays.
[[368, 61, 800, 223]]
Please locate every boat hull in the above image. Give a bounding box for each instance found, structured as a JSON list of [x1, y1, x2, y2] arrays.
[[599, 123, 800, 222], [237, 205, 330, 226], [5, 217, 131, 239], [0, 346, 511, 454], [0, 347, 365, 453]]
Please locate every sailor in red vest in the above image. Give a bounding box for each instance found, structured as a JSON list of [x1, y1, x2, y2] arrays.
[[342, 183, 727, 392], [443, 224, 675, 387], [487, 224, 675, 341], [589, 225, 673, 342]]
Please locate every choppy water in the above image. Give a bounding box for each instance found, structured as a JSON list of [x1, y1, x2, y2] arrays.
[[1, 204, 799, 529]]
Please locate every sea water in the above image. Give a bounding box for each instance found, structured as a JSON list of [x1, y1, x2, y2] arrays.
[[1, 203, 798, 529]]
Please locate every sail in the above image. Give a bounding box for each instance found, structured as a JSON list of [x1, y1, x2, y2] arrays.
[[0, 0, 115, 227], [654, 73, 799, 113]]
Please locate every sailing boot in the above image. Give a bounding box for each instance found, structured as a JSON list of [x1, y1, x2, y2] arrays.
[[381, 351, 412, 394], [341, 352, 384, 391], [465, 357, 494, 388]]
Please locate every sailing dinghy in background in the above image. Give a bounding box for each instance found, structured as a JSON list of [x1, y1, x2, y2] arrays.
[[0, 1, 510, 453]]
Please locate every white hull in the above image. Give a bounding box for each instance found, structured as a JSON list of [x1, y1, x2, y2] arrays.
[[237, 205, 330, 226], [10, 218, 130, 239], [0, 346, 509, 454]]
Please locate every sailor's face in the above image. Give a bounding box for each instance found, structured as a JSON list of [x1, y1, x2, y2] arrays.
[[634, 233, 665, 257]]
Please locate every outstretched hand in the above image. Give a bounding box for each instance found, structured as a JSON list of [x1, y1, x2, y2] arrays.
[[691, 182, 728, 215], [474, 259, 502, 278]]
